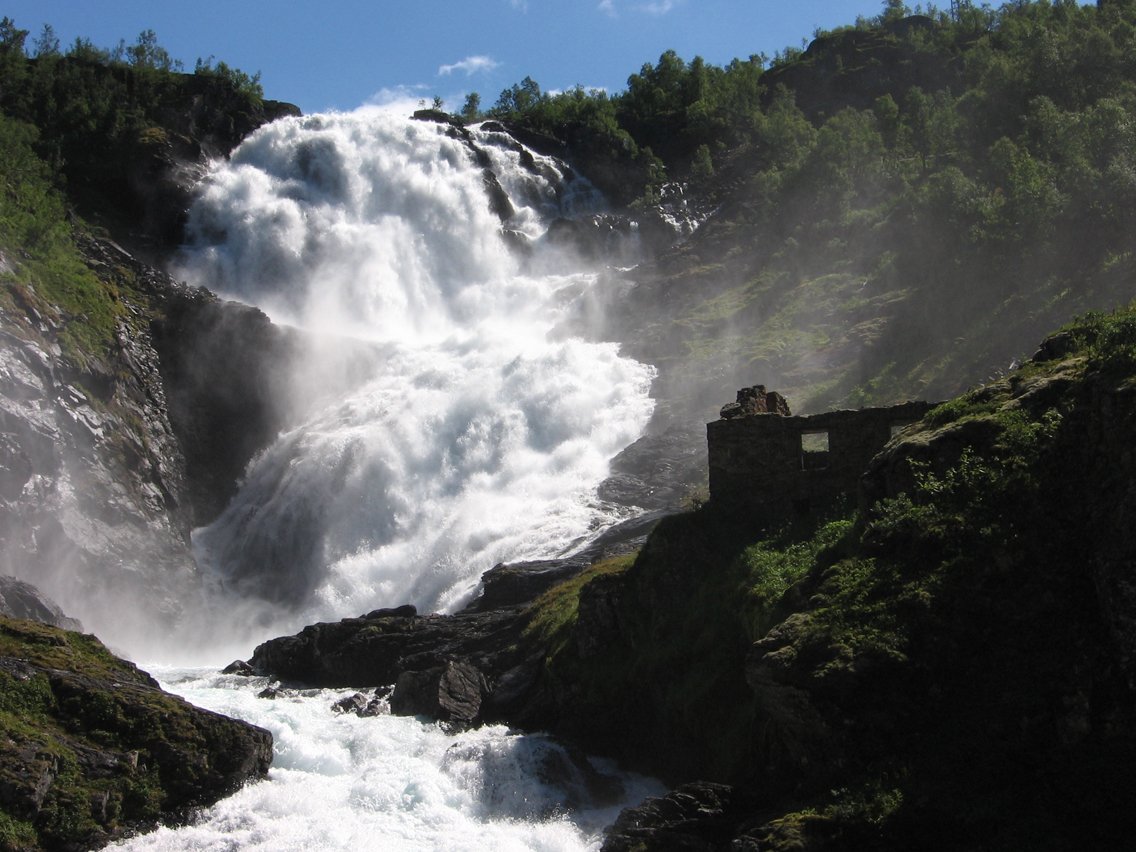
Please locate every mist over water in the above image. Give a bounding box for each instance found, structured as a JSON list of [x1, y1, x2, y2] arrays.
[[175, 107, 655, 644]]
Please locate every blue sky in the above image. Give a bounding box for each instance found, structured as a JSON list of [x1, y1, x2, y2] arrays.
[[6, 2, 971, 113]]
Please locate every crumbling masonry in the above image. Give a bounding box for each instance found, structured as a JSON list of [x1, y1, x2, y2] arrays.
[[707, 386, 935, 517]]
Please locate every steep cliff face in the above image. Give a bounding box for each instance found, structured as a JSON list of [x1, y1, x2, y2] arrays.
[[548, 313, 1136, 849], [0, 236, 200, 636]]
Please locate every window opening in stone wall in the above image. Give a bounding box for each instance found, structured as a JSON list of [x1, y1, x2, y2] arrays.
[[890, 421, 916, 438], [800, 431, 830, 470]]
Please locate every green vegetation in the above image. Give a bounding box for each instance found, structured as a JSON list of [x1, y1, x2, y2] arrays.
[[0, 17, 271, 224], [0, 112, 119, 368], [0, 18, 284, 374], [526, 509, 855, 781]]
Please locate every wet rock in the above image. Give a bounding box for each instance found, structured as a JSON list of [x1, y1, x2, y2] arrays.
[[361, 604, 417, 619], [358, 689, 388, 717], [0, 616, 272, 849], [0, 236, 205, 633], [250, 606, 526, 691], [331, 692, 369, 714], [602, 781, 738, 851], [390, 659, 488, 727], [465, 559, 588, 612], [221, 659, 255, 676], [597, 425, 707, 512]]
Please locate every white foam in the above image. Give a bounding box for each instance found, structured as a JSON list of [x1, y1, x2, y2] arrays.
[[110, 667, 664, 852]]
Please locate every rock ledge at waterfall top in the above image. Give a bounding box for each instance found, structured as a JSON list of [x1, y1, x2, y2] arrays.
[[0, 616, 272, 850]]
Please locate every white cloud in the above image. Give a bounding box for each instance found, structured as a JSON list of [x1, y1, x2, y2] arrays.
[[598, 0, 617, 16], [508, 0, 528, 11], [637, 0, 680, 14], [438, 55, 502, 77]]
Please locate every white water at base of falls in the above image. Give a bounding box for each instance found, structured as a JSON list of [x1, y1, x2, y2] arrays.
[[167, 107, 655, 644], [110, 107, 663, 849], [109, 666, 665, 852]]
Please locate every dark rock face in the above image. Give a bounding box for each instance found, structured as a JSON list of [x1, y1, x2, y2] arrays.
[[602, 782, 739, 851], [598, 424, 708, 513], [465, 560, 589, 613], [94, 68, 300, 250], [0, 616, 272, 849], [390, 659, 488, 726], [249, 606, 527, 695], [149, 292, 298, 527]]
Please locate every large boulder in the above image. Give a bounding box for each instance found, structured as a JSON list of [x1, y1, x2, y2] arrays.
[[390, 659, 488, 727]]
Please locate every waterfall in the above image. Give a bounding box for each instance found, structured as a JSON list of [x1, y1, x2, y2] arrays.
[[105, 108, 665, 852], [177, 106, 655, 633]]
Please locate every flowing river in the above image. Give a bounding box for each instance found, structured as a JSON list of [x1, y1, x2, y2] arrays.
[[110, 107, 662, 848]]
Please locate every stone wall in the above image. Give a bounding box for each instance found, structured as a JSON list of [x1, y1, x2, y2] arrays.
[[707, 391, 934, 518]]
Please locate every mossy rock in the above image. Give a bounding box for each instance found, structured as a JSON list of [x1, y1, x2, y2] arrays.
[[0, 617, 272, 850]]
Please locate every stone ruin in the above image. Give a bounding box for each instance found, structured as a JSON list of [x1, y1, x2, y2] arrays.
[[707, 385, 935, 518]]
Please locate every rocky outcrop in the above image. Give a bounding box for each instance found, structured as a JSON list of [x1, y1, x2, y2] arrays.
[[390, 659, 488, 727], [149, 291, 298, 526], [0, 616, 272, 850], [247, 605, 532, 725], [597, 425, 708, 513], [0, 576, 81, 631], [601, 782, 741, 851]]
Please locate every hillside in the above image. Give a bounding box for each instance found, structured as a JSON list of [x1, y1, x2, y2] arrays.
[[495, 1, 1136, 426], [526, 306, 1136, 849]]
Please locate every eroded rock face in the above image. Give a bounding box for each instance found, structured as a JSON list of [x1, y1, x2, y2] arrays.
[[249, 606, 527, 694], [390, 659, 488, 727]]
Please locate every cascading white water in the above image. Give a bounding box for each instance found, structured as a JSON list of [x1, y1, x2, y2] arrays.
[[110, 666, 664, 851], [178, 107, 655, 632], [112, 107, 662, 850]]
